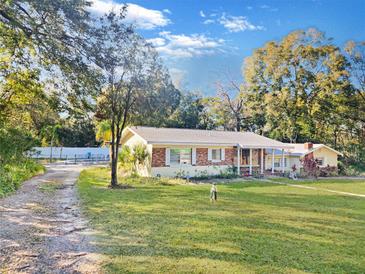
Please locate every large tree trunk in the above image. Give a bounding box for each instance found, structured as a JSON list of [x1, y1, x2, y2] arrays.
[[110, 121, 123, 188], [110, 146, 118, 187], [110, 119, 118, 187]]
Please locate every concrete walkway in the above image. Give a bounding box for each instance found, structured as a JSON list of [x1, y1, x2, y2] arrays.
[[0, 164, 101, 273]]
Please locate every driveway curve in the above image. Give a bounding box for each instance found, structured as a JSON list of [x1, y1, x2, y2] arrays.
[[0, 164, 101, 273]]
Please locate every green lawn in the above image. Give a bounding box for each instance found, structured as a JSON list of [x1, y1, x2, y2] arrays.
[[78, 168, 365, 274], [271, 178, 365, 195]]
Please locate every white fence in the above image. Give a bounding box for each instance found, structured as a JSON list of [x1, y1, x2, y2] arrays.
[[29, 147, 110, 163]]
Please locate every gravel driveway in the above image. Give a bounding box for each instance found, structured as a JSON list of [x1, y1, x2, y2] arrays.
[[0, 164, 101, 273]]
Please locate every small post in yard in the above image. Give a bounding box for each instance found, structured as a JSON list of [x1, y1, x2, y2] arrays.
[[65, 155, 68, 165], [281, 149, 285, 174], [271, 148, 275, 174]]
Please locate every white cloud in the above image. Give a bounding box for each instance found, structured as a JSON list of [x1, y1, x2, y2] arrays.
[[147, 37, 166, 47], [199, 10, 206, 17], [218, 13, 264, 32], [260, 4, 278, 11], [150, 31, 225, 58], [247, 6, 253, 10], [163, 9, 171, 14], [203, 19, 215, 25], [89, 0, 171, 30]]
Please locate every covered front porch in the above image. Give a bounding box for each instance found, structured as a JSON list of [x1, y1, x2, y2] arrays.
[[234, 146, 291, 177]]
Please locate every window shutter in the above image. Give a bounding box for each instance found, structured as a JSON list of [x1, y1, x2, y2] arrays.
[[208, 148, 212, 161], [192, 148, 196, 165], [221, 148, 225, 161], [165, 148, 170, 166]]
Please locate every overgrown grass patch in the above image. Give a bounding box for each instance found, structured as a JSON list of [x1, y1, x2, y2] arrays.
[[38, 180, 63, 193], [0, 159, 45, 197], [78, 167, 365, 273]]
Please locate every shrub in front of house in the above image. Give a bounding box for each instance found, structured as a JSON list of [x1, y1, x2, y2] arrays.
[[118, 144, 150, 176], [319, 166, 338, 177], [301, 157, 320, 178], [187, 166, 237, 181]]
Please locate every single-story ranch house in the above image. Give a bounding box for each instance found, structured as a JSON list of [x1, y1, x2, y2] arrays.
[[121, 126, 342, 177]]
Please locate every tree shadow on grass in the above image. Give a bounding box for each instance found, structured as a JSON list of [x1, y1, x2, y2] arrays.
[[92, 216, 365, 274], [80, 175, 365, 273]]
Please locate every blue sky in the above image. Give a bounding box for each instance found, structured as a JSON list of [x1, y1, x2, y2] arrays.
[[90, 0, 365, 94]]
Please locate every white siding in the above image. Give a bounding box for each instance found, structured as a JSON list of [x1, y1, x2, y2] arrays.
[[265, 155, 301, 171], [152, 165, 231, 177], [192, 148, 197, 165], [165, 148, 170, 166], [208, 148, 212, 160]]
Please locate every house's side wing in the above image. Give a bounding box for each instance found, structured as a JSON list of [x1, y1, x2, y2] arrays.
[[120, 127, 152, 176], [311, 146, 341, 167]]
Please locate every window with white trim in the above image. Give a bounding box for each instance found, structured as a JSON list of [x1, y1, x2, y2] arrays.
[[170, 148, 192, 165], [316, 157, 324, 166], [212, 149, 222, 161], [274, 159, 280, 168], [274, 158, 287, 167]]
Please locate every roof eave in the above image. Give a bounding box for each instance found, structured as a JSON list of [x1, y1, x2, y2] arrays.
[[148, 141, 294, 149], [302, 145, 343, 156]]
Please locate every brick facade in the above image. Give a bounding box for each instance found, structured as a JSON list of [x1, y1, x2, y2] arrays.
[[152, 148, 166, 167], [196, 147, 236, 166], [151, 147, 267, 170], [151, 147, 237, 167], [196, 148, 208, 165]]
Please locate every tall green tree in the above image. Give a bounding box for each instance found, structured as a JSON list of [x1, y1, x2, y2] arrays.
[[244, 28, 353, 144], [0, 0, 100, 118], [167, 92, 207, 129], [343, 41, 365, 163], [91, 10, 171, 187], [134, 83, 181, 127]]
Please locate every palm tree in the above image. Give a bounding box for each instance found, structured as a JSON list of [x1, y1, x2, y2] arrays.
[[95, 121, 112, 146]]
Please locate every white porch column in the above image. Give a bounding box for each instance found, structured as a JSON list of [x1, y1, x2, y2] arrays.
[[281, 149, 285, 174], [237, 145, 240, 176], [249, 148, 253, 175], [271, 148, 275, 174], [260, 149, 264, 174]]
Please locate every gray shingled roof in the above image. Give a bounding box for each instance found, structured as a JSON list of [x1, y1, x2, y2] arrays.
[[126, 126, 293, 149]]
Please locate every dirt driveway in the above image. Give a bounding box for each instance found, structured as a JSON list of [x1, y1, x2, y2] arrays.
[[0, 164, 102, 273]]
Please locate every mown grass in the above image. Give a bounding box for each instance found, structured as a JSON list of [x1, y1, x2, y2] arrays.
[[78, 167, 365, 273], [0, 159, 45, 197], [270, 178, 365, 195]]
